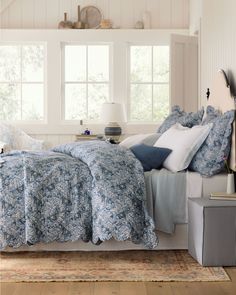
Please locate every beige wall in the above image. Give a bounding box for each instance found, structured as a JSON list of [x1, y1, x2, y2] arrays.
[[189, 0, 202, 35], [0, 0, 189, 29], [200, 0, 236, 107]]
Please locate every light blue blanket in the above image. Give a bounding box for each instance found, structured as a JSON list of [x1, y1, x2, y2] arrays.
[[145, 169, 186, 234], [0, 141, 157, 250]]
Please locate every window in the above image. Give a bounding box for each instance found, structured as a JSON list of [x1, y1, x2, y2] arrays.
[[129, 45, 170, 122], [0, 44, 45, 121], [63, 44, 110, 121]]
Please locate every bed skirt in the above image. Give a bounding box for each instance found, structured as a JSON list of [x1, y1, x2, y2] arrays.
[[3, 225, 188, 252]]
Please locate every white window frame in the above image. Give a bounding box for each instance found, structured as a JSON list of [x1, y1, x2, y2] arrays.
[[127, 43, 170, 124], [0, 41, 47, 124], [0, 29, 188, 135], [61, 42, 113, 123]]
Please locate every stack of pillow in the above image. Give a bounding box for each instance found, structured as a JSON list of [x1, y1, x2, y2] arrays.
[[189, 106, 235, 176], [120, 105, 235, 176]]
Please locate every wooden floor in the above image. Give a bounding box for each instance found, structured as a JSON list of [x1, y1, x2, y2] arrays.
[[1, 267, 236, 295]]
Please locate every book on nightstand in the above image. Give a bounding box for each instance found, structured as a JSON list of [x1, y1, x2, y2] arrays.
[[75, 134, 99, 141], [210, 192, 236, 201]]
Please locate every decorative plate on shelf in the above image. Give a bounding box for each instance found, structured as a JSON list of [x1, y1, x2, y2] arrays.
[[81, 6, 102, 29]]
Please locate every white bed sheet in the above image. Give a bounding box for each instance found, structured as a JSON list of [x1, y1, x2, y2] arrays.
[[4, 172, 228, 252]]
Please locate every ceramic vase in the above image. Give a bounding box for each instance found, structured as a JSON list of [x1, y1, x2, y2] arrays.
[[74, 5, 84, 29], [135, 21, 144, 29], [58, 12, 73, 29]]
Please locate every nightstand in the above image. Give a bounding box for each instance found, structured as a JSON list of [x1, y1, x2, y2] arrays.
[[75, 134, 101, 141], [188, 197, 236, 266], [75, 134, 126, 143]]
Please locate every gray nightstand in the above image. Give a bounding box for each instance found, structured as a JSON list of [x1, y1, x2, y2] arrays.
[[188, 197, 236, 266]]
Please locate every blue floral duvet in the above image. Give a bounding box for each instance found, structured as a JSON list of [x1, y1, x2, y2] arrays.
[[0, 141, 157, 250]]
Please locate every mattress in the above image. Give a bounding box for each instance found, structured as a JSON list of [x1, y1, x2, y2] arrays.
[[3, 171, 228, 252], [187, 171, 228, 198]]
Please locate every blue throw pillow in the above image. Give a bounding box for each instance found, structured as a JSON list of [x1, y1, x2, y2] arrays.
[[130, 144, 172, 172], [189, 106, 235, 176], [158, 105, 204, 133]]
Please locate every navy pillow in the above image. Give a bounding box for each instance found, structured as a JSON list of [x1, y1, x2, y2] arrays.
[[130, 144, 172, 172]]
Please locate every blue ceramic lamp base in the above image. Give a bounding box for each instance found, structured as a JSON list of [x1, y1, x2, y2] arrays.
[[104, 122, 122, 141]]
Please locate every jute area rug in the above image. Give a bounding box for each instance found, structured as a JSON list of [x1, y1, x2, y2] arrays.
[[0, 250, 230, 282]]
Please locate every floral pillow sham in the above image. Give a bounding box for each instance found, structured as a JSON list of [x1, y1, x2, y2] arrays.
[[157, 105, 204, 134], [189, 106, 235, 176]]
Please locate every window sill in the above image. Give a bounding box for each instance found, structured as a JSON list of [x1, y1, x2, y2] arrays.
[[8, 122, 161, 135]]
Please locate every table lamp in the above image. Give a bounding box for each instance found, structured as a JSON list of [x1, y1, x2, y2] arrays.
[[101, 102, 125, 141]]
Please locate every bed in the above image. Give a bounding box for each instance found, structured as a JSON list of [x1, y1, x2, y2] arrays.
[[1, 70, 235, 252], [4, 171, 228, 252]]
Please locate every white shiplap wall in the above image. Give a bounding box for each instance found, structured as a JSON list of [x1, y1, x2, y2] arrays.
[[31, 134, 128, 148], [200, 0, 236, 107], [31, 134, 76, 148], [0, 0, 190, 146], [189, 0, 202, 35], [0, 0, 189, 29]]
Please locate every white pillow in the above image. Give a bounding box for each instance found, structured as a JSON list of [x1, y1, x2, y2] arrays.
[[120, 133, 159, 149], [0, 141, 11, 153], [154, 123, 213, 172], [0, 122, 45, 151]]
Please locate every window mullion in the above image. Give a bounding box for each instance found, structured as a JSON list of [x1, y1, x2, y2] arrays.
[[151, 46, 154, 122], [63, 81, 109, 84], [63, 44, 110, 122], [129, 45, 169, 123], [86, 46, 89, 120], [20, 45, 23, 120]]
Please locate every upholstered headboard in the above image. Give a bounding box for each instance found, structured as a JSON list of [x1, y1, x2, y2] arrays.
[[207, 69, 236, 171]]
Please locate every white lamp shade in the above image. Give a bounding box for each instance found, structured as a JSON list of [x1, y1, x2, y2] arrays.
[[101, 103, 126, 123]]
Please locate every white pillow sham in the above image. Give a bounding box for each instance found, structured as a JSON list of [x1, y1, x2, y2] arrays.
[[0, 141, 11, 153], [154, 123, 213, 172], [0, 122, 46, 151], [120, 133, 161, 149]]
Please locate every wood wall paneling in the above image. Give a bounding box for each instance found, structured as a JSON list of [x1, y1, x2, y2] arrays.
[[147, 0, 160, 29], [183, 0, 190, 29], [98, 0, 109, 19], [201, 0, 236, 107], [133, 0, 146, 25], [0, 0, 189, 29], [172, 0, 184, 29], [159, 0, 172, 28], [34, 0, 47, 29], [46, 0, 60, 29], [120, 0, 134, 29], [0, 0, 13, 14], [0, 0, 9, 28], [31, 134, 76, 148], [21, 0, 34, 28], [108, 0, 121, 29]]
